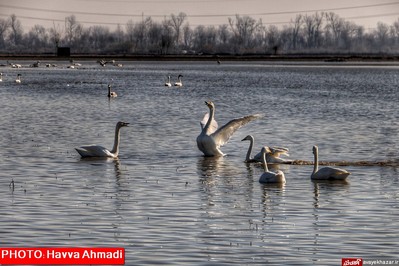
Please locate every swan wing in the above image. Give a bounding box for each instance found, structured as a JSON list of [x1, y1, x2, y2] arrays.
[[75, 145, 114, 158], [270, 146, 290, 157], [211, 114, 262, 147], [200, 112, 218, 133], [312, 167, 350, 180]]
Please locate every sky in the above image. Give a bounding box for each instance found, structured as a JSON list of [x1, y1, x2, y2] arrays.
[[0, 0, 398, 32]]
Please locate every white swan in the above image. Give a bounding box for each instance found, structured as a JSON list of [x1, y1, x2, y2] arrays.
[[107, 84, 117, 98], [241, 135, 291, 163], [0, 73, 2, 82], [165, 76, 172, 87], [259, 147, 286, 183], [15, 74, 21, 83], [196, 101, 261, 157], [75, 121, 129, 158], [267, 146, 291, 163], [174, 74, 183, 87], [311, 145, 350, 180]]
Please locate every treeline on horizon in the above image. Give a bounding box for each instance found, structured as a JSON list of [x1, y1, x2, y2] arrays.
[[0, 12, 398, 56]]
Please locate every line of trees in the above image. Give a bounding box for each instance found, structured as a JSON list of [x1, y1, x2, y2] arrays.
[[0, 12, 398, 55]]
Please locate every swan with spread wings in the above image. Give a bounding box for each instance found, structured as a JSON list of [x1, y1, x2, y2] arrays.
[[197, 101, 261, 157]]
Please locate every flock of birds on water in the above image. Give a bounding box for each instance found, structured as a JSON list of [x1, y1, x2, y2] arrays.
[[10, 59, 399, 185], [74, 98, 350, 185]]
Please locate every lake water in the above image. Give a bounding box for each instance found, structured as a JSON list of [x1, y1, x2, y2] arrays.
[[0, 60, 398, 265]]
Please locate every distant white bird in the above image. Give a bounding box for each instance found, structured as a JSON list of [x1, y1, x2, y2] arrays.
[[75, 121, 129, 158], [174, 74, 183, 87], [164, 76, 172, 87], [311, 145, 350, 180], [15, 74, 21, 83], [241, 135, 291, 163], [259, 146, 286, 183], [196, 101, 261, 157], [0, 73, 3, 82], [107, 84, 117, 98]]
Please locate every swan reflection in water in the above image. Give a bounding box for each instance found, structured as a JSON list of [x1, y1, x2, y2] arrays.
[[78, 157, 123, 179], [197, 156, 243, 179]]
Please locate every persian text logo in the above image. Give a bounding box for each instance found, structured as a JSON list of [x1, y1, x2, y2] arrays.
[[342, 258, 363, 266]]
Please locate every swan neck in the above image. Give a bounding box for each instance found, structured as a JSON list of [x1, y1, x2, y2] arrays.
[[204, 106, 215, 133], [313, 149, 318, 174], [111, 125, 122, 156], [262, 151, 269, 172], [245, 137, 254, 161], [108, 86, 111, 97]]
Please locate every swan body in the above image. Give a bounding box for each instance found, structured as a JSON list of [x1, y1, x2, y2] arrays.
[[311, 145, 350, 180], [241, 135, 291, 163], [174, 74, 183, 87], [259, 147, 286, 183], [75, 121, 129, 158], [107, 84, 117, 98], [196, 101, 261, 157], [165, 76, 172, 87], [15, 74, 21, 83], [0, 73, 2, 82]]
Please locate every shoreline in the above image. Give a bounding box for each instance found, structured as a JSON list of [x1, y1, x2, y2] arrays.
[[1, 53, 399, 62]]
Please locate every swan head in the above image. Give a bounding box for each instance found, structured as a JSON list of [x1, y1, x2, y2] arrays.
[[108, 84, 111, 89], [116, 121, 129, 128], [178, 74, 183, 78], [205, 101, 214, 110], [312, 145, 318, 154], [241, 135, 254, 142]]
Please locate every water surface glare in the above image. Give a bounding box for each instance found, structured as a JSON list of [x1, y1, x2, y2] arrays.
[[0, 61, 398, 265]]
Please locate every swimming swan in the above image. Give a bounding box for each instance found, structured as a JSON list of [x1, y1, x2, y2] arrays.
[[107, 84, 117, 98], [196, 101, 261, 157], [15, 74, 21, 83], [0, 73, 2, 82], [241, 135, 291, 163], [174, 74, 183, 87], [75, 121, 129, 158], [259, 147, 286, 183], [165, 76, 172, 87], [311, 145, 350, 180]]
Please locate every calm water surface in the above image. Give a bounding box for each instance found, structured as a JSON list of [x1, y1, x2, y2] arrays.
[[0, 60, 398, 265]]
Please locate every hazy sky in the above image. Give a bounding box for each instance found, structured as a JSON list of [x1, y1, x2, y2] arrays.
[[1, 0, 398, 31]]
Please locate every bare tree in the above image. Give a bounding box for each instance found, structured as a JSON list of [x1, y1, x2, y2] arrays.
[[0, 17, 10, 49], [303, 12, 324, 49], [134, 16, 152, 52], [289, 14, 303, 50], [228, 14, 261, 52], [325, 12, 344, 47], [375, 22, 389, 47], [9, 14, 23, 46], [169, 12, 187, 48], [27, 25, 49, 52], [266, 25, 280, 53], [65, 15, 83, 47], [161, 19, 174, 54], [391, 18, 399, 47], [147, 22, 163, 53], [182, 24, 193, 49]]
